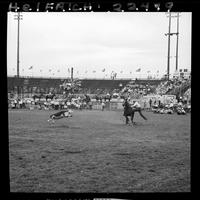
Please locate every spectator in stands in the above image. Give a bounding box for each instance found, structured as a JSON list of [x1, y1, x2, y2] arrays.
[[149, 98, 152, 108], [60, 101, 65, 110], [88, 101, 92, 110], [22, 99, 26, 109], [19, 99, 23, 109], [14, 99, 18, 109], [101, 101, 105, 111], [158, 99, 161, 107], [177, 106, 186, 115], [54, 101, 59, 110], [143, 100, 147, 110], [11, 101, 15, 109]]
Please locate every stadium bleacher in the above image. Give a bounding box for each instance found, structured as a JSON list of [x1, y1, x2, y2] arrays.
[[7, 76, 163, 96]]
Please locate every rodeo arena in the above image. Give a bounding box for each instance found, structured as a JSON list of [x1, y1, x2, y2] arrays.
[[8, 68, 191, 193]]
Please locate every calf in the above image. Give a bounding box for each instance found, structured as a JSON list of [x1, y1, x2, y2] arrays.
[[48, 109, 73, 123]]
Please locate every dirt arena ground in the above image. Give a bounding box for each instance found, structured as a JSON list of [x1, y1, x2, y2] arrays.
[[8, 109, 190, 192]]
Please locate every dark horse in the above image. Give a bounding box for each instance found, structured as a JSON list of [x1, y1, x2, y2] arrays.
[[45, 93, 56, 101], [123, 99, 147, 125], [32, 94, 44, 101]]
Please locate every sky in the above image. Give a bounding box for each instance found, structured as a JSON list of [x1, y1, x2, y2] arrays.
[[7, 12, 191, 79]]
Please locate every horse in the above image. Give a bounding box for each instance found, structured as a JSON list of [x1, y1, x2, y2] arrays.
[[123, 100, 147, 125], [45, 93, 56, 101], [32, 94, 44, 101]]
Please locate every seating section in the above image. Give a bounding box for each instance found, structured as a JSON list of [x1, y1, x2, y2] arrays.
[[7, 77, 162, 95]]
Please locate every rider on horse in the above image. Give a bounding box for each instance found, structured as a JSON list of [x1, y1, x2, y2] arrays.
[[123, 97, 147, 124], [123, 98, 132, 116]]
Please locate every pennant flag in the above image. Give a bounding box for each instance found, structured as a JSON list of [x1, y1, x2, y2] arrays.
[[29, 66, 33, 70], [102, 68, 105, 72], [136, 68, 141, 72]]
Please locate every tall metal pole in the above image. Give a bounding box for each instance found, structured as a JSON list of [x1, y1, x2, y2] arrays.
[[14, 12, 22, 97], [71, 67, 73, 81], [17, 12, 20, 79], [167, 12, 171, 80], [17, 12, 20, 97], [175, 13, 179, 72]]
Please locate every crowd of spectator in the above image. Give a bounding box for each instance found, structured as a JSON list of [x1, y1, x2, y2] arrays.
[[149, 100, 191, 115], [155, 77, 191, 96], [144, 91, 191, 115], [8, 75, 191, 115], [119, 81, 156, 99], [8, 95, 91, 111]]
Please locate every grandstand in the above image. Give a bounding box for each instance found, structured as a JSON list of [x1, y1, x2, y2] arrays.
[[7, 76, 163, 97]]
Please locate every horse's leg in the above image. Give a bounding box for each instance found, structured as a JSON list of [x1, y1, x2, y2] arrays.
[[131, 112, 135, 124], [138, 110, 147, 120], [125, 116, 129, 124]]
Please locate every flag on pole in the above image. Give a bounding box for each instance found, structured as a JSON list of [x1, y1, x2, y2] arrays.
[[29, 66, 33, 70], [136, 68, 141, 72]]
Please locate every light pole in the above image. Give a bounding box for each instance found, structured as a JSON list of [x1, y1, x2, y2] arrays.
[[165, 12, 180, 80], [166, 11, 171, 81], [175, 13, 180, 72], [71, 67, 74, 81], [14, 12, 23, 97]]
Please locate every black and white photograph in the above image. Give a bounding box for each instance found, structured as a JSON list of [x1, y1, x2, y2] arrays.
[[6, 1, 192, 194]]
